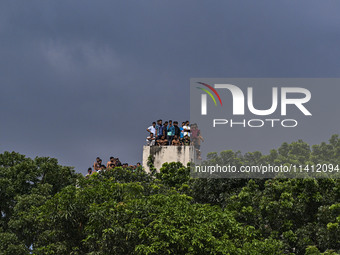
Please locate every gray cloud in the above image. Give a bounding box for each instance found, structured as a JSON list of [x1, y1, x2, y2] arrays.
[[1, 0, 340, 173]]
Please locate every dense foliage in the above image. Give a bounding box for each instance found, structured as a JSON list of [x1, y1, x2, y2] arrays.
[[1, 135, 339, 254]]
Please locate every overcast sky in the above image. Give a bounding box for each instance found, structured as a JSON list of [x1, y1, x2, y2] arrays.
[[1, 1, 340, 174]]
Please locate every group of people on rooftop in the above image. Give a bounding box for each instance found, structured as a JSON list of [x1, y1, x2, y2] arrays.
[[146, 119, 204, 151], [86, 157, 141, 177], [146, 120, 191, 146], [86, 119, 204, 177]]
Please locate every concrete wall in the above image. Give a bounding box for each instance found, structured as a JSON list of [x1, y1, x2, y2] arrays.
[[142, 146, 195, 173]]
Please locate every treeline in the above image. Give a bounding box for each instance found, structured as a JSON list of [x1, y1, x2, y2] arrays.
[[0, 136, 340, 254]]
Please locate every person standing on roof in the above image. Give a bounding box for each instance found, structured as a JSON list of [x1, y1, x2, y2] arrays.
[[167, 120, 175, 145], [147, 122, 156, 136]]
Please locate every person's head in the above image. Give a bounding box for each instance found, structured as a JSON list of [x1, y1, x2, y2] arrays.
[[136, 162, 141, 167], [110, 156, 114, 162], [99, 159, 102, 164], [169, 120, 172, 125], [174, 121, 178, 126], [101, 165, 106, 170], [186, 121, 189, 125], [152, 121, 156, 127], [157, 119, 162, 125], [161, 135, 165, 139], [110, 163, 115, 168], [185, 135, 189, 139], [174, 135, 178, 140], [88, 167, 92, 173], [96, 157, 101, 162], [182, 122, 185, 127], [150, 133, 154, 137], [164, 121, 168, 126]]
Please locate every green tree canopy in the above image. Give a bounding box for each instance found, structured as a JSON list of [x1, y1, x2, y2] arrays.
[[1, 135, 340, 254]]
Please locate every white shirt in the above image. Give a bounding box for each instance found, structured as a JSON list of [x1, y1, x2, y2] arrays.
[[183, 125, 190, 137], [146, 136, 155, 141], [147, 125, 156, 135]]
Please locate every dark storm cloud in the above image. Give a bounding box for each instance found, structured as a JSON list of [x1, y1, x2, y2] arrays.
[[1, 0, 340, 173]]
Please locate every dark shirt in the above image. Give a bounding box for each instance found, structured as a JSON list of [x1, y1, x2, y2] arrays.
[[155, 124, 161, 137], [158, 125, 164, 138], [163, 125, 168, 139], [174, 125, 181, 137]]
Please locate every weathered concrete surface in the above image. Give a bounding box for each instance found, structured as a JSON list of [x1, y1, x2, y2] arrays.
[[142, 146, 195, 173]]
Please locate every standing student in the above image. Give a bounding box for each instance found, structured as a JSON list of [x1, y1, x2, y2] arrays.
[[180, 122, 185, 143], [183, 121, 191, 137], [167, 120, 175, 145], [173, 121, 181, 139], [163, 121, 168, 140], [147, 122, 156, 136], [156, 119, 163, 140]]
